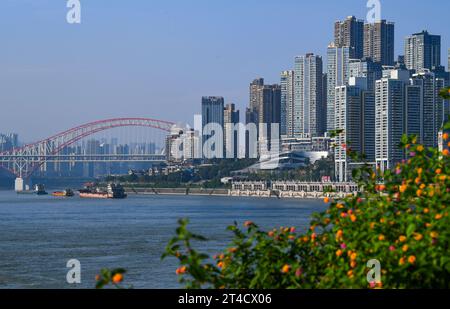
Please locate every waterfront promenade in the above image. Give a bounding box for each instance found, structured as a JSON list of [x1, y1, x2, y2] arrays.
[[124, 181, 360, 200]]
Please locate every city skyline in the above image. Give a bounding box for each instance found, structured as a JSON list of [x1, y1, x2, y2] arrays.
[[1, 0, 450, 142]]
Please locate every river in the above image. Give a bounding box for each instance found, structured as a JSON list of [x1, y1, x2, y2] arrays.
[[0, 190, 326, 288]]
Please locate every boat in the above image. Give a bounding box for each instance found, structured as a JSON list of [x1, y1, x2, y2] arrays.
[[78, 183, 127, 199], [52, 189, 74, 197], [35, 184, 48, 195]]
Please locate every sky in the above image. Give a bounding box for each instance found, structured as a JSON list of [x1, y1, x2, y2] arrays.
[[0, 0, 449, 142]]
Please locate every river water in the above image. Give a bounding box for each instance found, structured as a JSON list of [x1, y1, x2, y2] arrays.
[[0, 190, 326, 289]]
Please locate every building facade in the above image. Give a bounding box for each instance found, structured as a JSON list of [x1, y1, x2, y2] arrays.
[[364, 20, 395, 66], [334, 16, 364, 59], [201, 96, 224, 159], [327, 44, 351, 133], [294, 54, 325, 137], [405, 31, 441, 72], [223, 103, 240, 159], [280, 70, 295, 137]]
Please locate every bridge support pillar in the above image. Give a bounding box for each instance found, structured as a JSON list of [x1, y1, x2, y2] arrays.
[[15, 177, 24, 192]]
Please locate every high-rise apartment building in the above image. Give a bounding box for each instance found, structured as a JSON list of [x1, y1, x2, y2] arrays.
[[327, 44, 350, 132], [405, 31, 441, 72], [294, 54, 325, 137], [448, 48, 450, 71], [375, 69, 411, 172], [334, 77, 374, 182], [348, 57, 383, 92], [248, 78, 265, 119], [410, 72, 446, 148], [334, 16, 364, 59], [281, 70, 295, 137], [223, 103, 240, 159], [364, 20, 395, 66], [201, 96, 224, 159]]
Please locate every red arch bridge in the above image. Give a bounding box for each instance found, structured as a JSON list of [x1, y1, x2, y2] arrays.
[[0, 118, 175, 185]]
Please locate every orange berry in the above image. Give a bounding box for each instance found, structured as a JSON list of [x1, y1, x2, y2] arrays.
[[378, 235, 385, 241], [323, 197, 330, 203], [443, 133, 449, 140], [430, 231, 438, 238], [112, 273, 123, 284], [244, 221, 253, 227], [443, 149, 450, 156], [336, 249, 343, 257], [217, 261, 224, 268], [414, 233, 423, 241], [350, 214, 357, 222], [408, 256, 416, 264], [417, 145, 424, 152], [350, 261, 357, 268], [435, 168, 442, 175], [435, 214, 443, 220], [347, 270, 354, 278], [399, 257, 406, 266], [350, 252, 357, 261], [402, 245, 409, 252], [95, 275, 101, 281]]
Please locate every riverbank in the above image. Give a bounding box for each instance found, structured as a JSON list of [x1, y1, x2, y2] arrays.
[[125, 187, 355, 199]]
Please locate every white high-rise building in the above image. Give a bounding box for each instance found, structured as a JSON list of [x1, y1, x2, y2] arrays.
[[334, 77, 372, 182], [294, 54, 324, 138], [327, 44, 351, 133], [405, 31, 441, 72], [410, 71, 446, 148], [375, 70, 410, 172], [281, 70, 295, 137]]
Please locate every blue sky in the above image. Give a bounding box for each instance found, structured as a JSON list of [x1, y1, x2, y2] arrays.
[[0, 0, 449, 141]]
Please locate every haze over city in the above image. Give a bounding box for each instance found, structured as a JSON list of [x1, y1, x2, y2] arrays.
[[0, 0, 449, 142]]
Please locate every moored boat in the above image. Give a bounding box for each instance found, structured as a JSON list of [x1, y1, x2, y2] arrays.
[[35, 184, 48, 195], [78, 183, 127, 199], [52, 189, 74, 197]]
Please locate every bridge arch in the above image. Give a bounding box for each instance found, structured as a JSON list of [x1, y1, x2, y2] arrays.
[[0, 118, 175, 178]]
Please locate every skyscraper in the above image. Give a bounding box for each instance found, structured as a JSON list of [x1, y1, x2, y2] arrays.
[[410, 72, 446, 148], [375, 69, 411, 172], [281, 70, 295, 137], [404, 31, 441, 72], [364, 20, 395, 66], [248, 78, 265, 120], [334, 16, 364, 59], [334, 77, 374, 182], [224, 103, 240, 159], [294, 54, 325, 137], [327, 44, 350, 132], [348, 57, 383, 92], [257, 84, 282, 152], [448, 48, 450, 71], [201, 96, 224, 159]]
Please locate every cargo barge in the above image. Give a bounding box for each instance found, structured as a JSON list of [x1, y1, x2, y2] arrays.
[[78, 183, 127, 199]]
